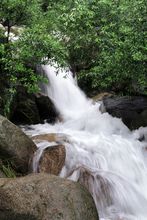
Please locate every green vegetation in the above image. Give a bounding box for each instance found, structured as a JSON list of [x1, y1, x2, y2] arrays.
[[0, 0, 67, 93], [54, 0, 147, 95], [0, 0, 146, 105], [0, 160, 16, 178]]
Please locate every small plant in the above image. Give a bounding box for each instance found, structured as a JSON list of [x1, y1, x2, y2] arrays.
[[0, 160, 16, 178]]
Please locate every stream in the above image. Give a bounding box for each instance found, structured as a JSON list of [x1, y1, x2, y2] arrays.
[[22, 64, 147, 220]]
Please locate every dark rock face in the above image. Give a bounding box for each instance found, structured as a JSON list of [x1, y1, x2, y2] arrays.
[[0, 115, 36, 174], [10, 87, 40, 125], [35, 93, 58, 123], [101, 96, 147, 130], [10, 87, 58, 125], [0, 174, 99, 220], [11, 99, 41, 125]]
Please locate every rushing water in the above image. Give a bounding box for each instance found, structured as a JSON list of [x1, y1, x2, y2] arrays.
[[23, 65, 147, 220]]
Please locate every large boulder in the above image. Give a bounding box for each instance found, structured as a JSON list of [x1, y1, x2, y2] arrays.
[[0, 173, 99, 220], [100, 96, 147, 130], [0, 115, 36, 174]]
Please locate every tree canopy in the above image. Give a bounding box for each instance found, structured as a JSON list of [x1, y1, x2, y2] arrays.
[[54, 0, 147, 95], [0, 0, 146, 99]]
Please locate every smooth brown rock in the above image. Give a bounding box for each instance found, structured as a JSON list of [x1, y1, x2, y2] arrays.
[[38, 145, 65, 175], [0, 115, 36, 174], [32, 133, 67, 175], [0, 173, 99, 220], [92, 92, 114, 102], [32, 133, 68, 143]]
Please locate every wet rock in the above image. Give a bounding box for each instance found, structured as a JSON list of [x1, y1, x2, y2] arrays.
[[32, 133, 67, 175], [0, 173, 99, 220], [38, 145, 66, 175], [12, 99, 41, 125], [100, 96, 147, 130], [35, 93, 58, 123], [0, 115, 36, 174], [10, 87, 58, 125], [32, 133, 68, 143], [92, 92, 114, 102], [10, 87, 40, 125]]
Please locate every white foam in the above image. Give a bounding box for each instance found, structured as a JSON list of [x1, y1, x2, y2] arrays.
[[23, 64, 147, 220]]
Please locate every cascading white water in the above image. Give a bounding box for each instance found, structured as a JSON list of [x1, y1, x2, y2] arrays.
[[23, 65, 147, 220]]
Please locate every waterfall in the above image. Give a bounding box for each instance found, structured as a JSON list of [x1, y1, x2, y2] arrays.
[[24, 65, 147, 220]]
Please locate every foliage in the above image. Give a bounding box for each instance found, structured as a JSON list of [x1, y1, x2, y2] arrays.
[[0, 0, 68, 116], [0, 0, 67, 88], [0, 0, 146, 106], [0, 160, 16, 178], [52, 0, 147, 95]]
